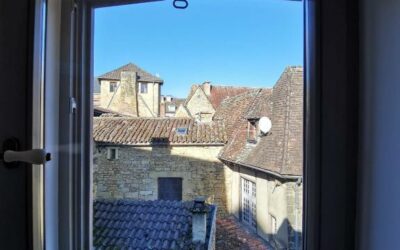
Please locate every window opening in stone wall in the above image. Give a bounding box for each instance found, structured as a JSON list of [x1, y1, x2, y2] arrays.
[[140, 82, 148, 93], [92, 1, 303, 249], [158, 177, 183, 201], [109, 82, 117, 92]]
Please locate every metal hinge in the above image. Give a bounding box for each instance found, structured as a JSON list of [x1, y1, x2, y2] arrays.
[[70, 97, 77, 114]]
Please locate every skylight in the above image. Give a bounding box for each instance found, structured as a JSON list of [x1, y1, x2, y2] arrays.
[[176, 127, 188, 135]]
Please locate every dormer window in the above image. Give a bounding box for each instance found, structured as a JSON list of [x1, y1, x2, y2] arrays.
[[247, 120, 259, 143]]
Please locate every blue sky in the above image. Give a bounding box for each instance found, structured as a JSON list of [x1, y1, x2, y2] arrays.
[[94, 0, 303, 98]]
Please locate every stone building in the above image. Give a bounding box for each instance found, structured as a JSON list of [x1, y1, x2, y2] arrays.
[[93, 117, 232, 216], [159, 95, 185, 117], [216, 66, 303, 249], [92, 66, 303, 249], [97, 63, 163, 117], [176, 82, 252, 122]]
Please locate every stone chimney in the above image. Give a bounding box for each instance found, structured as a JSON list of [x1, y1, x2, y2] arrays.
[[202, 82, 211, 96], [108, 71, 138, 116], [191, 196, 208, 244]]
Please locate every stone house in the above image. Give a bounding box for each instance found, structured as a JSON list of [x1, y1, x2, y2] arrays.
[[159, 95, 186, 117], [216, 66, 303, 250], [93, 117, 233, 216], [97, 63, 163, 117], [176, 82, 252, 122]]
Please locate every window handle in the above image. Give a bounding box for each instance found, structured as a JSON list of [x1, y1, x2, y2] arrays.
[[1, 137, 51, 168]]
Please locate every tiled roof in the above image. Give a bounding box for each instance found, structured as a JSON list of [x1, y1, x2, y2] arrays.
[[213, 89, 264, 138], [93, 199, 216, 249], [219, 66, 303, 177], [209, 85, 254, 109], [97, 63, 163, 83], [93, 106, 128, 117], [93, 117, 227, 145]]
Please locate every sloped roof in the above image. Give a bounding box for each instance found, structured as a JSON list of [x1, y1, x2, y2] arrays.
[[93, 117, 227, 145], [209, 85, 254, 109], [93, 199, 216, 249], [214, 89, 264, 138], [219, 66, 303, 178], [97, 63, 163, 83]]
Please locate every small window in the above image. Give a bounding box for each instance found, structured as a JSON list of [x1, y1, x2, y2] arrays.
[[167, 104, 176, 112], [158, 178, 183, 201], [140, 82, 148, 93], [241, 178, 257, 229], [109, 82, 118, 92], [107, 148, 118, 160], [247, 120, 259, 143], [176, 127, 187, 135]]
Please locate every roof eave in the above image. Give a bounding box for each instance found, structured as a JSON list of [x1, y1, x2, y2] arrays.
[[219, 156, 302, 180]]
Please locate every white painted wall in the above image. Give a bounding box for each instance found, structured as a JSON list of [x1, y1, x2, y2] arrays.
[[358, 0, 400, 249]]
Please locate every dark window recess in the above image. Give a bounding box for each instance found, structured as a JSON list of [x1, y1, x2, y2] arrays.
[[140, 82, 148, 93], [158, 178, 183, 201], [109, 82, 117, 92]]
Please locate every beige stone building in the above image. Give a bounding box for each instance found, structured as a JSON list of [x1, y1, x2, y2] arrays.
[[216, 66, 303, 249], [97, 63, 163, 117], [176, 82, 253, 122], [92, 66, 303, 249], [93, 117, 232, 216]]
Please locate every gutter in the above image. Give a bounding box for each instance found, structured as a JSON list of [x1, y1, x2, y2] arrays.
[[219, 156, 302, 180]]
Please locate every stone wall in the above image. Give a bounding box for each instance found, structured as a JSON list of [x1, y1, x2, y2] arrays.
[[186, 87, 215, 122], [93, 145, 232, 217], [138, 82, 160, 117], [226, 163, 302, 249]]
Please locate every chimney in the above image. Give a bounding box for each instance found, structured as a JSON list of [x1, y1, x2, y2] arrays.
[[166, 95, 172, 102], [202, 82, 211, 96], [191, 196, 208, 244]]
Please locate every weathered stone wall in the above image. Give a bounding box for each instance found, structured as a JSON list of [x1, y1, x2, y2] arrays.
[[138, 82, 160, 117], [226, 163, 302, 249], [186, 87, 215, 122], [93, 145, 232, 217], [286, 181, 303, 250]]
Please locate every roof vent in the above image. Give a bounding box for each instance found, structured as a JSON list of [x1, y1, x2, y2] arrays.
[[176, 127, 188, 135]]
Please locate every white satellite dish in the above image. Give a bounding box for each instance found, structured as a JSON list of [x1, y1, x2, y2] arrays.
[[259, 117, 272, 134]]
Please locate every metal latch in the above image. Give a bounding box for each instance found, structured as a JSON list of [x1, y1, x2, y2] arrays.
[[0, 137, 51, 168]]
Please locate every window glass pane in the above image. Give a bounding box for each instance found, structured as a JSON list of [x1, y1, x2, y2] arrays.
[[92, 1, 303, 249]]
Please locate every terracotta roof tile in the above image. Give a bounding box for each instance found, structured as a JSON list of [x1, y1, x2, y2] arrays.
[[219, 66, 303, 178], [93, 117, 227, 145]]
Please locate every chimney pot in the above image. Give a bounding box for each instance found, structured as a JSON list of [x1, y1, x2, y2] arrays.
[[191, 196, 208, 244]]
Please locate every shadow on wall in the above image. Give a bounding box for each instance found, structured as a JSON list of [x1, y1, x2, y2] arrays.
[[93, 138, 232, 217], [274, 218, 302, 250]]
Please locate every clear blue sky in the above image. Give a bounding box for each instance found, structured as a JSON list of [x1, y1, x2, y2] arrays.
[[94, 0, 303, 98]]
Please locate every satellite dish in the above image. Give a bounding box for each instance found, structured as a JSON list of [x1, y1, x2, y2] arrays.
[[259, 117, 272, 134]]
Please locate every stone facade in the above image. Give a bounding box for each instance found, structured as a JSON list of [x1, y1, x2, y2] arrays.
[[97, 63, 163, 117], [226, 163, 302, 250], [185, 87, 215, 122], [93, 145, 232, 217]]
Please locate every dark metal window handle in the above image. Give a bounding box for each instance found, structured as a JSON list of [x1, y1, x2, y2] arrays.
[[3, 149, 51, 165], [1, 137, 51, 168]]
